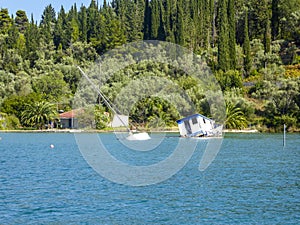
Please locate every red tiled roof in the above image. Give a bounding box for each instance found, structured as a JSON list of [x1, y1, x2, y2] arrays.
[[59, 109, 109, 119], [59, 110, 78, 119]]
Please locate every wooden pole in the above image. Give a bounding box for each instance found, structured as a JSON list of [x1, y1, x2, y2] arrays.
[[283, 124, 286, 147]]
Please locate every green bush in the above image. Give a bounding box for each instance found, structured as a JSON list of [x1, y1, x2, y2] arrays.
[[0, 112, 20, 129], [215, 70, 243, 91]]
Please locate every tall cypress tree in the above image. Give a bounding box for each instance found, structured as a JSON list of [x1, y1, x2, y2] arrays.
[[133, 0, 146, 41], [211, 0, 217, 47], [7, 22, 19, 49], [114, 0, 128, 40], [15, 10, 28, 33], [0, 8, 13, 34], [40, 5, 56, 43], [264, 17, 271, 53], [68, 5, 80, 43], [164, 0, 175, 43], [175, 0, 184, 45], [87, 0, 99, 41], [143, 0, 151, 40], [54, 6, 68, 49], [25, 14, 39, 65], [106, 13, 126, 50], [157, 0, 166, 41], [199, 0, 205, 48], [150, 0, 159, 39], [243, 10, 251, 77], [191, 0, 203, 49], [271, 0, 279, 40], [248, 0, 269, 40], [217, 0, 230, 71], [78, 5, 88, 42], [126, 0, 144, 41], [228, 0, 236, 70], [202, 0, 213, 49]]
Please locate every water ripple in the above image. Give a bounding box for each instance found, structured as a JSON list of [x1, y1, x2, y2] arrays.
[[0, 133, 299, 224]]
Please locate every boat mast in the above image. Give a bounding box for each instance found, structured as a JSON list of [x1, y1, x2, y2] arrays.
[[77, 66, 131, 133]]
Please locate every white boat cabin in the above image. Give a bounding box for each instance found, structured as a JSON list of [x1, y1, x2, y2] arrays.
[[176, 114, 215, 137]]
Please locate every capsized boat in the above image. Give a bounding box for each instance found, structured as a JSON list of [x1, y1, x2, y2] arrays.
[[176, 114, 222, 137]]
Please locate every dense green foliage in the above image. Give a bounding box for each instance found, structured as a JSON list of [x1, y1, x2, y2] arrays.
[[0, 0, 299, 131], [21, 100, 57, 129]]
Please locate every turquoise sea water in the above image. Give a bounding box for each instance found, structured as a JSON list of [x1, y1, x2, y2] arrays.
[[0, 132, 299, 224]]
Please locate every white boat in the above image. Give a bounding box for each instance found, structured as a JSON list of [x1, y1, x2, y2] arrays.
[[77, 66, 151, 141], [176, 114, 222, 137]]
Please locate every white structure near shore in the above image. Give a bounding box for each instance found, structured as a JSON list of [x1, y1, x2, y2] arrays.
[[176, 114, 219, 137]]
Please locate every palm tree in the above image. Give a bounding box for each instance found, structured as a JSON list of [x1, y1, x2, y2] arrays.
[[225, 101, 248, 129], [21, 101, 58, 129]]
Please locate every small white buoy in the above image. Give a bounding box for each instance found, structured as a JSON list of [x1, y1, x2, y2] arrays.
[[50, 144, 55, 149]]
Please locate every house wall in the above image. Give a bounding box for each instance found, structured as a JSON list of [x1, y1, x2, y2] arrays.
[[178, 123, 185, 136], [60, 118, 78, 129], [198, 117, 213, 133], [177, 115, 215, 136], [178, 117, 202, 136], [190, 118, 201, 134]]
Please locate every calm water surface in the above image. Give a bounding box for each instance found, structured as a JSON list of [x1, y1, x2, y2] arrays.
[[0, 132, 299, 224]]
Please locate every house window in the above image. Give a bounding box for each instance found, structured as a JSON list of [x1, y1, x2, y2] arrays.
[[192, 117, 198, 124], [184, 120, 192, 134]]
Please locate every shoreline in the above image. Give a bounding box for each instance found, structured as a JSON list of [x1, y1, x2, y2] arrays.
[[223, 129, 259, 133], [1, 128, 260, 133], [1, 128, 299, 134]]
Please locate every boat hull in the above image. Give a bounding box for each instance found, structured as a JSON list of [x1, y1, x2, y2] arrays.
[[126, 132, 151, 141]]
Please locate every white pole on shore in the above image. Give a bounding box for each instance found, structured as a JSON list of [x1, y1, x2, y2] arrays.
[[283, 124, 286, 147]]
